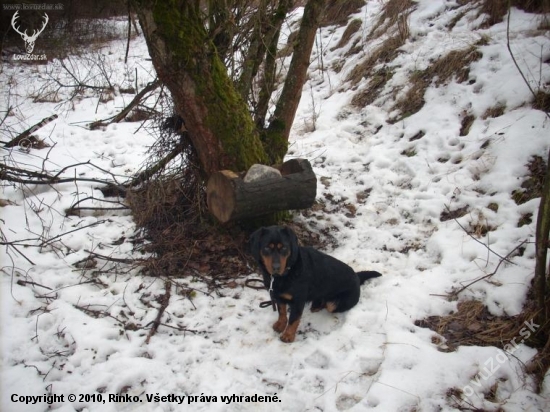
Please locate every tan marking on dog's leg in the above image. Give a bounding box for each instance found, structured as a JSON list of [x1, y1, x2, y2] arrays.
[[280, 317, 301, 343], [272, 303, 287, 333], [326, 301, 338, 313], [279, 293, 293, 301]]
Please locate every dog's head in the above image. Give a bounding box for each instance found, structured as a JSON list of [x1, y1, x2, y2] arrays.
[[250, 226, 299, 276]]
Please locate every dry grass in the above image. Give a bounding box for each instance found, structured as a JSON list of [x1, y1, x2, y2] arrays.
[[482, 103, 507, 119], [533, 90, 550, 112], [416, 300, 541, 349], [459, 113, 475, 136], [425, 46, 483, 86], [451, 0, 549, 30], [369, 0, 416, 40], [351, 67, 395, 107], [516, 0, 550, 12], [391, 45, 483, 121], [417, 298, 550, 390], [322, 0, 365, 27], [447, 3, 477, 31], [344, 0, 415, 99], [346, 35, 405, 86], [512, 155, 547, 205], [126, 170, 254, 287], [478, 0, 509, 27], [332, 19, 362, 51], [450, 0, 508, 29]]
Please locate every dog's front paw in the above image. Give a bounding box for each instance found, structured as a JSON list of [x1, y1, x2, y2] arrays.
[[280, 330, 296, 343], [272, 319, 287, 333]]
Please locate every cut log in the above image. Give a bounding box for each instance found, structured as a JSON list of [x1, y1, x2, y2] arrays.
[[207, 158, 317, 223]]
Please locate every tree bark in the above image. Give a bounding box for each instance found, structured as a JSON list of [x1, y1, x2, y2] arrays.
[[134, 0, 267, 177], [134, 0, 326, 178], [255, 1, 290, 128], [534, 148, 550, 330], [206, 158, 316, 223], [237, 0, 292, 106]]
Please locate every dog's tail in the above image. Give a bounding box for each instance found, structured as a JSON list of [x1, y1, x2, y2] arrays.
[[357, 271, 382, 285]]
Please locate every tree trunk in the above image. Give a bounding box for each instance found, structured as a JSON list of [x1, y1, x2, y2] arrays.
[[534, 148, 550, 331], [255, 2, 288, 129], [206, 158, 316, 223], [237, 0, 292, 107], [266, 0, 326, 142], [134, 0, 326, 179], [134, 0, 267, 177]]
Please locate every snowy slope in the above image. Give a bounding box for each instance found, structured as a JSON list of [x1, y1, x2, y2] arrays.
[[1, 1, 550, 411]]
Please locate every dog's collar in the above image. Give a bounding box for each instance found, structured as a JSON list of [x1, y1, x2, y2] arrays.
[[264, 266, 291, 312], [268, 276, 277, 311]]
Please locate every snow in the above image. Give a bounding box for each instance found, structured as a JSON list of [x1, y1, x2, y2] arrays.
[[1, 1, 550, 411]]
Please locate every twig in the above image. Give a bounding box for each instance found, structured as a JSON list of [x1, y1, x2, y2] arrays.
[[1, 228, 36, 265], [69, 196, 126, 210], [72, 303, 124, 325], [88, 79, 160, 129], [148, 322, 199, 335], [125, 1, 132, 64], [126, 141, 185, 187], [16, 279, 53, 290], [449, 240, 527, 298], [40, 220, 109, 246], [1, 162, 122, 187], [506, 5, 550, 122], [446, 204, 516, 265], [145, 280, 171, 344], [84, 250, 141, 264]]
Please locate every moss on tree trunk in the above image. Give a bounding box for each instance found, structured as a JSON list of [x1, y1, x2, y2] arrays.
[[135, 0, 267, 177], [134, 0, 326, 178]]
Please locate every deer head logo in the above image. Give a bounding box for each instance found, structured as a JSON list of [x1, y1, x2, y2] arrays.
[[11, 11, 49, 54]]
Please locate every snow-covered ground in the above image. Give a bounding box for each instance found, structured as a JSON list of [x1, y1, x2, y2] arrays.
[[1, 1, 549, 411]]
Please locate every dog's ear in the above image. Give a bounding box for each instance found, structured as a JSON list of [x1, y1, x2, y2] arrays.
[[249, 227, 265, 262], [282, 226, 299, 265]]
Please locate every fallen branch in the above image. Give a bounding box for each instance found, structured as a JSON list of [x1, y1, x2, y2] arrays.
[[89, 79, 160, 130], [126, 141, 186, 188], [72, 303, 125, 325], [4, 114, 58, 148], [16, 280, 53, 290], [0, 220, 108, 250], [145, 280, 171, 344], [0, 161, 123, 187], [65, 196, 129, 216], [0, 228, 36, 265], [149, 322, 199, 335], [84, 250, 142, 264]]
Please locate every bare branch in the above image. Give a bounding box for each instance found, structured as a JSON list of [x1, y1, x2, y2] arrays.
[[145, 280, 171, 344], [4, 115, 58, 148]]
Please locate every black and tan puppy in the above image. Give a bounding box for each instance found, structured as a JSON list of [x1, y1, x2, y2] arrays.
[[250, 226, 381, 342]]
